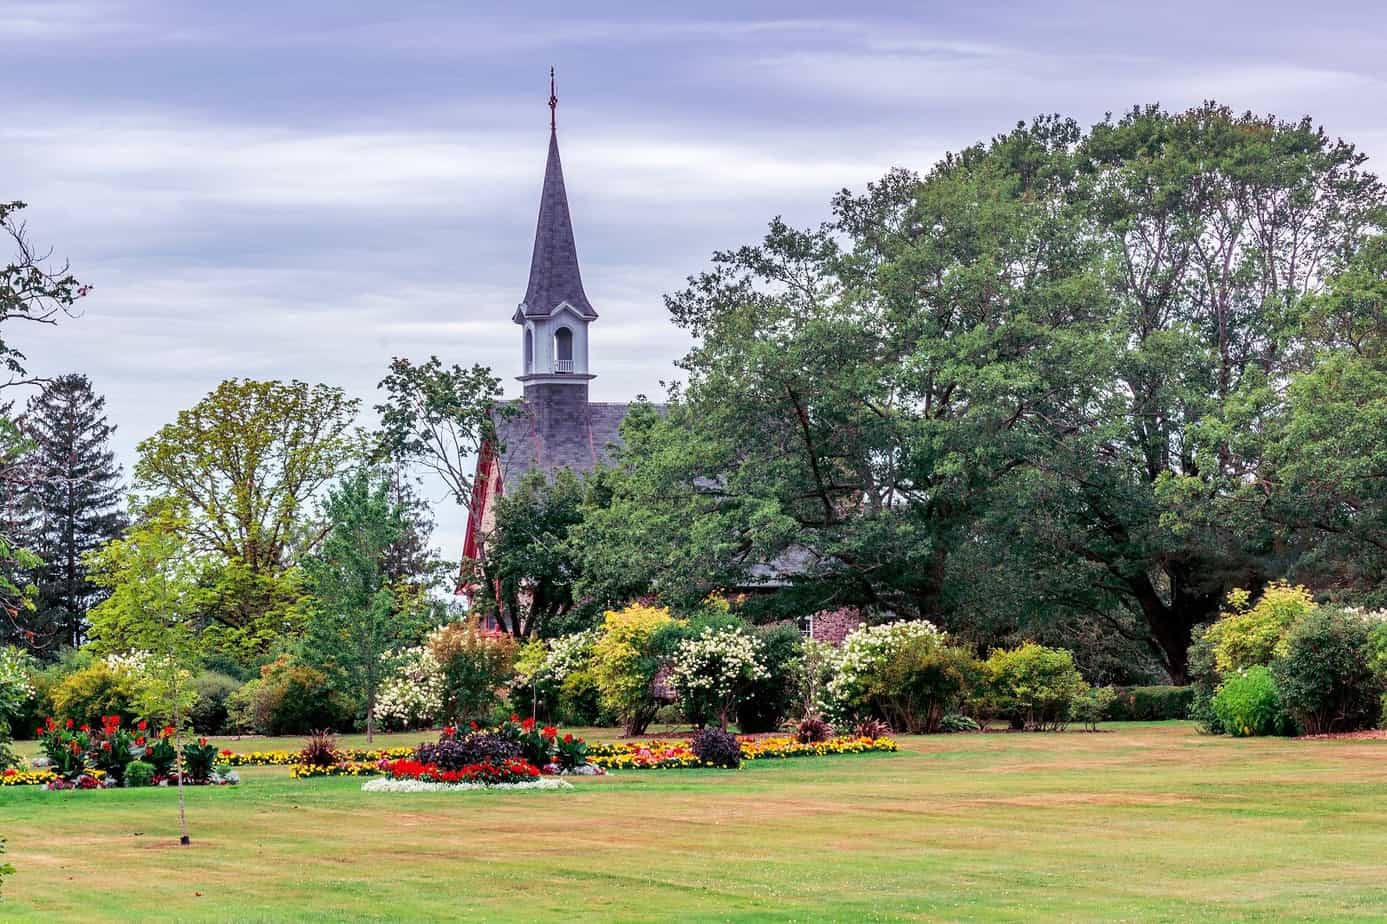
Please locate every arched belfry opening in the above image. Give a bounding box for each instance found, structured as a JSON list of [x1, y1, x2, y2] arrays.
[[524, 327, 534, 373], [554, 326, 573, 372]]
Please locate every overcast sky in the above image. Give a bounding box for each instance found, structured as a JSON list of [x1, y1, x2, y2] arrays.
[[4, 0, 1385, 559]]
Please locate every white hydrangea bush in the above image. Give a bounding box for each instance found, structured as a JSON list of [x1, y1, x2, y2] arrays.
[[826, 620, 947, 718], [373, 646, 444, 730], [669, 626, 768, 727]]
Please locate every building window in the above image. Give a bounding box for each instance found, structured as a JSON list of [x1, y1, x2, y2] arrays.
[[554, 326, 573, 373], [524, 327, 533, 372]]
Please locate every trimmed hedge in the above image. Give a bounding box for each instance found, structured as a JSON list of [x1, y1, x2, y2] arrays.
[[1102, 686, 1194, 722]]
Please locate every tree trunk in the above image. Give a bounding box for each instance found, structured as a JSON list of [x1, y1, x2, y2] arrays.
[[366, 686, 376, 744]]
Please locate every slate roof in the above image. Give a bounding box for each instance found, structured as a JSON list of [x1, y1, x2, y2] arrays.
[[492, 398, 632, 489], [515, 129, 595, 322]]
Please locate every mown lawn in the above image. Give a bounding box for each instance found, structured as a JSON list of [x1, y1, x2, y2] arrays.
[[3, 722, 1386, 922]]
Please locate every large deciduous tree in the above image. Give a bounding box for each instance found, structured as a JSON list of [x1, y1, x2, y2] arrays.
[[133, 378, 361, 653], [583, 103, 1386, 682], [21, 373, 126, 652]]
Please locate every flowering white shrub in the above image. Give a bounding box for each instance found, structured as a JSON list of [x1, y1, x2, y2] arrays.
[[826, 620, 947, 718], [0, 645, 35, 722], [669, 626, 768, 729], [373, 646, 444, 730]]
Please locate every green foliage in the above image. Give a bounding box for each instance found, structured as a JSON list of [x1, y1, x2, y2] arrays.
[[591, 603, 680, 736], [188, 671, 241, 734], [668, 624, 768, 730], [1073, 687, 1118, 731], [123, 760, 155, 787], [49, 657, 143, 727], [471, 469, 588, 637], [302, 467, 426, 739], [982, 643, 1089, 731], [1101, 686, 1195, 722], [373, 356, 506, 507], [427, 618, 518, 725], [0, 645, 33, 766], [1270, 608, 1384, 734], [132, 378, 361, 653], [1212, 666, 1292, 737], [1205, 583, 1317, 674], [737, 624, 804, 733], [870, 643, 983, 735], [938, 713, 981, 733], [224, 656, 351, 735]]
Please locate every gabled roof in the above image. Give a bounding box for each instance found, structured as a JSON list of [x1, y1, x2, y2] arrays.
[[491, 399, 630, 488], [514, 128, 596, 323]]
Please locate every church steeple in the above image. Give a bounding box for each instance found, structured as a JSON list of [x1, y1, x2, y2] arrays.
[[516, 69, 595, 386], [515, 68, 595, 324]]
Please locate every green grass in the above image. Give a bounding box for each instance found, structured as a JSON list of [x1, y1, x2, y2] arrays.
[[3, 722, 1387, 922]]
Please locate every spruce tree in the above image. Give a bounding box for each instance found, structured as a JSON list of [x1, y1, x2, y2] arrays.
[[23, 373, 126, 651]]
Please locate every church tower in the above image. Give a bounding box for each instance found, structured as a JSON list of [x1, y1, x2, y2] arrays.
[[514, 70, 596, 409]]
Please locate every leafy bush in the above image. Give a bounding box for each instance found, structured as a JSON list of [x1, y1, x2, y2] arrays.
[[795, 715, 833, 743], [669, 625, 768, 730], [227, 656, 351, 736], [555, 732, 588, 771], [1271, 608, 1384, 735], [428, 618, 518, 725], [591, 603, 680, 736], [1102, 686, 1195, 721], [1205, 582, 1316, 673], [938, 714, 980, 733], [181, 737, 218, 783], [90, 714, 136, 783], [736, 625, 803, 733], [691, 728, 741, 768], [829, 620, 976, 731], [1212, 666, 1292, 737], [50, 656, 144, 727], [300, 729, 342, 768], [124, 760, 155, 787], [982, 643, 1089, 731], [1072, 687, 1117, 731], [189, 671, 241, 734], [495, 714, 559, 766]]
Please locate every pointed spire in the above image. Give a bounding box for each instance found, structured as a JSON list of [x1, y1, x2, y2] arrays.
[[516, 68, 595, 321]]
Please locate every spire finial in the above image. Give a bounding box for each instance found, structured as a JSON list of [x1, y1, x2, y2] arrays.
[[548, 66, 557, 133]]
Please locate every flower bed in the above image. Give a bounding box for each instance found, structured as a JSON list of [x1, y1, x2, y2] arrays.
[[288, 760, 384, 779], [226, 746, 414, 767], [11, 717, 239, 788], [586, 735, 896, 770]]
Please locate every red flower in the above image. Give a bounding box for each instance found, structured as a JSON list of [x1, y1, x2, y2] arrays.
[[35, 726, 44, 738], [521, 717, 536, 732], [80, 724, 91, 733], [45, 717, 57, 731], [65, 719, 74, 729], [198, 737, 208, 747], [135, 736, 146, 746], [220, 749, 233, 757], [563, 733, 573, 744], [101, 741, 111, 751], [469, 721, 479, 731], [542, 725, 557, 739], [69, 740, 81, 754], [145, 747, 153, 756], [160, 725, 174, 739], [509, 714, 519, 723], [137, 720, 147, 732]]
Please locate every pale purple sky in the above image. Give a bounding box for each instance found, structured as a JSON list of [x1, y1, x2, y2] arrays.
[[5, 0, 1385, 556]]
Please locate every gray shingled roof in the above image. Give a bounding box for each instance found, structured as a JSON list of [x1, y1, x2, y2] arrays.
[[516, 130, 595, 321], [492, 398, 631, 489]]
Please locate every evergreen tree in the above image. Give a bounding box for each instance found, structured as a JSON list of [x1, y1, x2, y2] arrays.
[[23, 373, 126, 652]]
